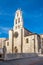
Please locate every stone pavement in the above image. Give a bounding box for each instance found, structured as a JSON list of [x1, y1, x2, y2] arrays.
[[0, 56, 43, 65]]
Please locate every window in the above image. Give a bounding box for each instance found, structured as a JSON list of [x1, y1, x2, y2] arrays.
[[18, 18, 20, 23], [42, 38, 43, 46], [18, 25, 20, 28], [26, 38, 28, 43], [14, 46, 18, 53], [7, 42, 9, 46], [16, 19, 17, 24], [42, 38, 43, 42], [15, 26, 17, 29]]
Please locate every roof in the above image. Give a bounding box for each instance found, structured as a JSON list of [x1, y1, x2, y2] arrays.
[[24, 27, 33, 33], [24, 27, 40, 37], [4, 38, 9, 41]]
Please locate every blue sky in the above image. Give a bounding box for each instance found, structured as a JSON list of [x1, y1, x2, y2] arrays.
[[0, 0, 43, 38]]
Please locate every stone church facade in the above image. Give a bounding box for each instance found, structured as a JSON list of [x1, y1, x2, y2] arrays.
[[5, 9, 41, 54]]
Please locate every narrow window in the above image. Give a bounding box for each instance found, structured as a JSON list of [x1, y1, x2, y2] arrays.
[[14, 46, 18, 53], [16, 19, 17, 24], [18, 18, 20, 23], [26, 38, 28, 43], [42, 38, 43, 46], [18, 25, 20, 28], [7, 42, 9, 46], [15, 26, 17, 29]]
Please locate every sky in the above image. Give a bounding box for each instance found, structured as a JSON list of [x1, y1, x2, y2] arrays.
[[0, 0, 43, 38]]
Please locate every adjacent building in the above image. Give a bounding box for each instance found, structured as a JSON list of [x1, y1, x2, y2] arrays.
[[0, 38, 6, 48], [40, 34, 43, 53], [0, 38, 6, 58]]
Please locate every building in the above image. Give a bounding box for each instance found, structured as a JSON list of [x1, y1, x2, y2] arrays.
[[40, 34, 43, 53], [5, 9, 41, 54], [0, 38, 6, 58], [0, 38, 6, 48]]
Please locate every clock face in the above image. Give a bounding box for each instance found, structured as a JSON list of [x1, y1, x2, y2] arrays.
[[14, 32, 18, 38]]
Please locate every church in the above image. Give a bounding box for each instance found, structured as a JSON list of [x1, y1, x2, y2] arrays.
[[5, 9, 42, 54]]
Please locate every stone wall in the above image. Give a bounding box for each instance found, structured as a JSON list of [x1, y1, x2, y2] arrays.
[[23, 35, 35, 53]]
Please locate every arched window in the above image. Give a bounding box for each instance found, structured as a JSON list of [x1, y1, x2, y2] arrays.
[[15, 26, 17, 29], [7, 42, 9, 46], [14, 46, 18, 53], [42, 38, 43, 46], [18, 18, 20, 23], [15, 19, 17, 24], [26, 38, 28, 43], [18, 25, 20, 28]]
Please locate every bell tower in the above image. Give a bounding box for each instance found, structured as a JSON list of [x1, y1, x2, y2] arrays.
[[13, 9, 24, 53], [13, 9, 23, 30]]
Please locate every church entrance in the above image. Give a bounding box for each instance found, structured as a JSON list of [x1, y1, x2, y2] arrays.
[[14, 46, 18, 53]]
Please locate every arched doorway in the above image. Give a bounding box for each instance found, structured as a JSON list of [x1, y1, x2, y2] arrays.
[[14, 46, 18, 53]]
